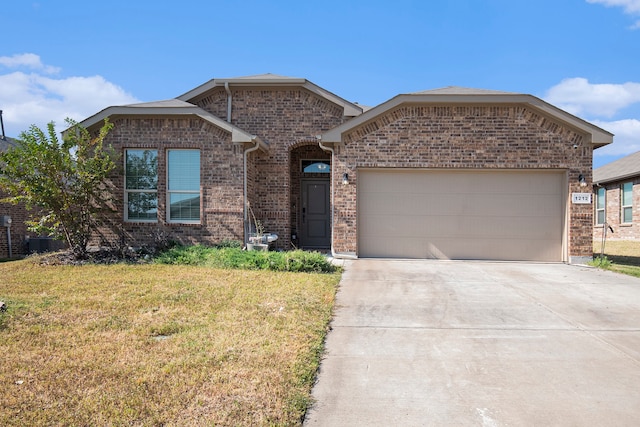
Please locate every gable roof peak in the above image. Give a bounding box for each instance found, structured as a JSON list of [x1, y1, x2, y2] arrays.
[[321, 88, 613, 148], [177, 75, 363, 117], [225, 73, 299, 80]]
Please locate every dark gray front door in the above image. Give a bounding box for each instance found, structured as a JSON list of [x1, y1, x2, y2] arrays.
[[301, 179, 331, 248]]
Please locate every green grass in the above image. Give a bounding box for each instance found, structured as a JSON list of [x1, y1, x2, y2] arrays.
[[155, 245, 338, 273], [592, 240, 640, 278], [0, 257, 341, 426]]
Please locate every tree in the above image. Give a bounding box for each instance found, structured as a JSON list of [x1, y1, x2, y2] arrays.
[[0, 118, 118, 258]]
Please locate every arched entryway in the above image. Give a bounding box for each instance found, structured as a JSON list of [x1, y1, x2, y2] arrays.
[[289, 143, 331, 249]]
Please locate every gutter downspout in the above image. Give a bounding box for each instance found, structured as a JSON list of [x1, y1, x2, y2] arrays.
[[0, 110, 6, 140], [224, 82, 232, 123], [228, 81, 258, 246], [317, 136, 357, 260], [243, 138, 261, 245], [6, 226, 11, 259]]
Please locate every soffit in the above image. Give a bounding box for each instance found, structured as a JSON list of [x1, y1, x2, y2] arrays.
[[177, 73, 363, 117], [73, 101, 266, 149], [320, 91, 613, 148]]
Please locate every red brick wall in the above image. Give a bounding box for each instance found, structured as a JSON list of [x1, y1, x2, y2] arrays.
[[195, 87, 347, 249], [0, 194, 32, 258], [593, 178, 640, 241], [98, 116, 246, 249], [331, 104, 594, 259]]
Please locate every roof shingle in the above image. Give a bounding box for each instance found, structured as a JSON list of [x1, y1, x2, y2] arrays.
[[593, 150, 640, 183], [410, 86, 519, 96]]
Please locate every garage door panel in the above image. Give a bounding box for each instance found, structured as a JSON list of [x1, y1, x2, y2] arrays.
[[360, 191, 562, 218], [360, 213, 562, 240], [358, 170, 565, 261], [360, 235, 561, 261]]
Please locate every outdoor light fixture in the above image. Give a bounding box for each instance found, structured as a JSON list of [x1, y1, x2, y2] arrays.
[[342, 173, 349, 185], [578, 174, 587, 187]]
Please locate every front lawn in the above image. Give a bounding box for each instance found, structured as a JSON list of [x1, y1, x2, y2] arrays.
[[592, 240, 640, 278], [0, 258, 340, 426]]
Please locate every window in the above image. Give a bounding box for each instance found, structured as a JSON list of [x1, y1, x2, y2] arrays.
[[125, 149, 158, 221], [596, 187, 606, 225], [167, 149, 200, 222], [622, 182, 633, 224], [302, 160, 330, 174]]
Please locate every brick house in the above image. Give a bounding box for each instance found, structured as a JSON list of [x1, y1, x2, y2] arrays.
[[79, 74, 612, 263], [0, 137, 31, 258], [593, 150, 640, 241]]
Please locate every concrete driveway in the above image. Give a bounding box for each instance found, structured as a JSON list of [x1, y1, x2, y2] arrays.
[[304, 260, 640, 426]]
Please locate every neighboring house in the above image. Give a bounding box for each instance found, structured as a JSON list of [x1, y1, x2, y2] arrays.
[[78, 74, 612, 263], [0, 136, 30, 258], [593, 150, 640, 241]]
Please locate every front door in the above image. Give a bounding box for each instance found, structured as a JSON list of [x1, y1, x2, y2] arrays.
[[301, 179, 331, 248]]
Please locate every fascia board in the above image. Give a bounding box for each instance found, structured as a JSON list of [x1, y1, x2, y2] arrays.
[[176, 77, 308, 102], [176, 79, 218, 101], [301, 82, 362, 117], [523, 95, 613, 147], [321, 93, 614, 146], [594, 171, 640, 185], [321, 95, 406, 142], [74, 106, 264, 148], [177, 78, 362, 117]]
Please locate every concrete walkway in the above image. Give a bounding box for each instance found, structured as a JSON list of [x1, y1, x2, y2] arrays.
[[304, 260, 640, 426]]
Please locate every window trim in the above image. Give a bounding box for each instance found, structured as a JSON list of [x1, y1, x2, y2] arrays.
[[124, 149, 158, 223], [621, 181, 633, 224], [166, 149, 201, 224], [595, 186, 606, 226]]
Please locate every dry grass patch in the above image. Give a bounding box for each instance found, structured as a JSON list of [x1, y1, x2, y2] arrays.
[[593, 240, 640, 277], [0, 259, 340, 426]]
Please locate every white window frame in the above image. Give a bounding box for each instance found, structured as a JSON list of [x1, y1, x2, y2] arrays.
[[124, 149, 158, 222], [595, 186, 606, 225], [166, 149, 201, 224], [621, 182, 633, 224]]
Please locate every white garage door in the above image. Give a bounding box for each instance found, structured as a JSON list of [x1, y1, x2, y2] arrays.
[[358, 169, 566, 261]]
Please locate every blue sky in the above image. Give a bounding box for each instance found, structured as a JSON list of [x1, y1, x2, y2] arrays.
[[2, 0, 640, 168]]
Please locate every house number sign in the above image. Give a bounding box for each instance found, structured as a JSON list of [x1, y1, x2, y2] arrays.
[[571, 193, 592, 204]]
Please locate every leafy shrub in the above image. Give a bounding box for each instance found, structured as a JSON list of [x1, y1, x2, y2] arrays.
[[215, 239, 243, 249], [153, 245, 211, 265], [154, 246, 337, 273], [589, 256, 612, 269]]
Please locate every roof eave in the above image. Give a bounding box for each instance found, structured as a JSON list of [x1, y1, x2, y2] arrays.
[[177, 77, 363, 118], [594, 171, 640, 184], [320, 93, 614, 146], [73, 105, 265, 148]]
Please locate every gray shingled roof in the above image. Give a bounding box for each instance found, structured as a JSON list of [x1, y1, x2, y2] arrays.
[[225, 73, 295, 80], [122, 99, 195, 108], [411, 86, 519, 96], [593, 150, 640, 184], [320, 89, 614, 147], [176, 74, 363, 117], [0, 137, 17, 153]]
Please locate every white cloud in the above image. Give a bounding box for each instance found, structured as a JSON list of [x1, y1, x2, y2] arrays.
[[544, 77, 640, 158], [0, 54, 139, 136], [0, 53, 60, 74], [587, 0, 640, 28], [544, 77, 640, 118], [591, 118, 640, 156]]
